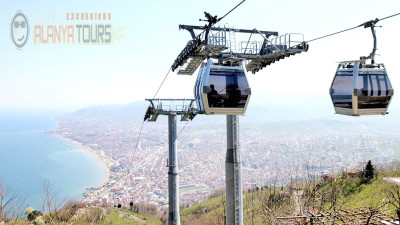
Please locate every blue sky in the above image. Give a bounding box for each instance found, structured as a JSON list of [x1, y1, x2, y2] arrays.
[[1, 0, 399, 112]]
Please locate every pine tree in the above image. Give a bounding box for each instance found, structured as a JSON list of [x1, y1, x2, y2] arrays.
[[365, 160, 374, 179]]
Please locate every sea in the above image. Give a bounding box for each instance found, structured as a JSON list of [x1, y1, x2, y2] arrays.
[[0, 110, 106, 211]]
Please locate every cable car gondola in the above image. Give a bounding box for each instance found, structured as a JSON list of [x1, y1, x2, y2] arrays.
[[330, 61, 393, 116], [194, 59, 251, 115], [329, 18, 394, 116]]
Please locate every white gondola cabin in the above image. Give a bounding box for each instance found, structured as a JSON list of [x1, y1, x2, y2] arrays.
[[194, 59, 251, 115], [330, 61, 394, 116]]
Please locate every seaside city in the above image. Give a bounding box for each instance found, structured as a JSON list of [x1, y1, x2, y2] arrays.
[[47, 112, 399, 211]]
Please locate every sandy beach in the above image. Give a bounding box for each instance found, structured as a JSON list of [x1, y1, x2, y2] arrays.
[[51, 133, 111, 187]]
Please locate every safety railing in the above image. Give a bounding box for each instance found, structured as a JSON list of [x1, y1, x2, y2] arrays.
[[269, 33, 304, 51], [259, 33, 305, 55], [146, 99, 196, 113], [207, 30, 227, 46], [238, 41, 261, 54]]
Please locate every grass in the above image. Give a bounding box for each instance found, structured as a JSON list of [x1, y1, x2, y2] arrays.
[[180, 196, 222, 217], [179, 169, 400, 223], [337, 172, 398, 216], [180, 185, 205, 192], [101, 208, 163, 225], [103, 211, 143, 225], [315, 171, 400, 218]]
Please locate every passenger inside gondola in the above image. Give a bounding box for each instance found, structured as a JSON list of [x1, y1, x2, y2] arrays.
[[198, 61, 251, 114], [208, 84, 221, 107], [225, 85, 241, 107]]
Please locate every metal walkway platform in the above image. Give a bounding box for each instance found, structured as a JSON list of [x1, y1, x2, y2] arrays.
[[172, 26, 308, 76], [245, 33, 308, 73], [177, 57, 203, 75], [144, 99, 198, 122]]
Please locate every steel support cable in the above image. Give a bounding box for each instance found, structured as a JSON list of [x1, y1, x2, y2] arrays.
[[243, 32, 253, 54], [130, 120, 145, 170], [131, 66, 171, 158], [254, 28, 281, 52], [306, 12, 400, 43], [218, 0, 246, 22], [130, 67, 172, 170], [177, 120, 190, 138], [306, 25, 361, 43], [379, 12, 400, 21], [194, 0, 247, 42], [153, 67, 172, 99]]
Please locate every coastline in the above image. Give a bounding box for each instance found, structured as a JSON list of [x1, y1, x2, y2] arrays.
[[50, 133, 110, 187]]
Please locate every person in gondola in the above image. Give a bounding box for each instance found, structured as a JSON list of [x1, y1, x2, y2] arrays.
[[208, 84, 221, 107], [225, 85, 241, 107]]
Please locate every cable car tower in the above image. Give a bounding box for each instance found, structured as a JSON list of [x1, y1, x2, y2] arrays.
[[144, 4, 309, 224], [174, 10, 308, 225], [144, 99, 196, 225]]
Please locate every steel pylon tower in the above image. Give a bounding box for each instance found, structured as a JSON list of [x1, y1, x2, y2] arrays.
[[144, 99, 196, 225], [226, 115, 243, 224], [168, 113, 179, 225]]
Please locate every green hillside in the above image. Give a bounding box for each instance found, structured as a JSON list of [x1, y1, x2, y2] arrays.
[[180, 168, 400, 224], [2, 166, 400, 224], [1, 205, 164, 225]]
